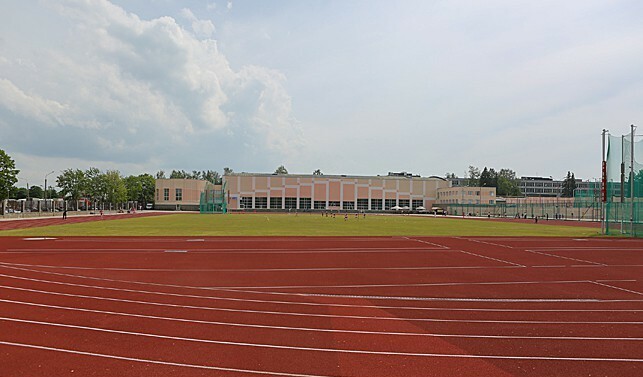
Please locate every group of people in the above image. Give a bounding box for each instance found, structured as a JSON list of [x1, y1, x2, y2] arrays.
[[321, 211, 366, 220]]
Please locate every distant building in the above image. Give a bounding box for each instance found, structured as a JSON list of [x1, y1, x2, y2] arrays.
[[447, 176, 597, 198]]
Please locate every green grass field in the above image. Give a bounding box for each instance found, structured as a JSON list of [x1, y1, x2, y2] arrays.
[[0, 213, 601, 237]]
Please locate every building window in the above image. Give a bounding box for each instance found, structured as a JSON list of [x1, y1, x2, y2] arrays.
[[270, 197, 282, 209], [356, 199, 368, 210], [255, 197, 268, 209], [489, 200, 495, 204], [163, 188, 169, 201], [370, 199, 382, 211], [175, 188, 182, 201], [328, 201, 340, 209], [285, 197, 297, 209], [156, 189, 159, 201], [343, 201, 354, 210], [398, 199, 410, 208], [314, 201, 326, 210], [384, 199, 396, 210], [240, 197, 252, 209], [412, 199, 423, 210], [300, 198, 312, 209]]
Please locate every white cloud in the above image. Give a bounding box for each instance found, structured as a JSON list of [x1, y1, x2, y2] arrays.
[[180, 8, 215, 38], [0, 0, 303, 175]]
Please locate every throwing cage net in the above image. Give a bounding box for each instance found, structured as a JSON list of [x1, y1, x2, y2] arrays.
[[604, 129, 643, 236], [199, 181, 227, 214]]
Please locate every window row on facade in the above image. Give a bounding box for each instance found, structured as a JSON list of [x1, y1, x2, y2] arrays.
[[238, 197, 425, 210]]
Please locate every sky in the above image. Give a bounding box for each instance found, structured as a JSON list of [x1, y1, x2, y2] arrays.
[[1, 0, 643, 189]]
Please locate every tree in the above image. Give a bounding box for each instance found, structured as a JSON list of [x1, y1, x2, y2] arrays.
[[57, 169, 87, 208], [445, 172, 457, 179], [561, 171, 577, 197], [467, 165, 480, 187], [0, 149, 19, 200], [496, 168, 521, 196], [104, 170, 127, 207], [123, 173, 155, 206], [275, 165, 288, 175], [139, 174, 156, 204], [85, 167, 106, 209], [202, 170, 221, 184], [479, 167, 493, 187], [223, 167, 233, 176], [29, 185, 44, 199], [313, 169, 323, 176], [14, 187, 28, 200], [156, 170, 166, 179]]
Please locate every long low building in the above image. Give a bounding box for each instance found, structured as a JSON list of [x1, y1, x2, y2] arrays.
[[223, 172, 450, 211]]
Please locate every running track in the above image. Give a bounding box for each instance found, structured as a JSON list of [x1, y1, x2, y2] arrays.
[[0, 235, 641, 376]]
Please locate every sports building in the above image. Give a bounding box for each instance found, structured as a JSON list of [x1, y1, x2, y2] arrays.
[[223, 172, 452, 211]]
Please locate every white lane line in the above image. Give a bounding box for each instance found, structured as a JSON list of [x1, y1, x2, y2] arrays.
[[1, 299, 641, 340], [525, 249, 607, 266], [3, 276, 642, 313], [0, 261, 521, 272], [0, 339, 641, 364], [4, 247, 447, 254], [2, 289, 641, 325], [2, 316, 643, 360], [164, 250, 188, 253], [3, 265, 642, 307], [459, 238, 515, 249], [591, 281, 643, 296], [2, 313, 640, 341], [0, 268, 615, 305], [456, 250, 525, 267], [0, 340, 332, 377], [0, 262, 517, 272], [208, 280, 635, 290], [403, 237, 450, 249]]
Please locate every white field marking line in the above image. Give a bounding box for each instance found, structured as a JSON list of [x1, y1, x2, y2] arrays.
[[0, 260, 522, 273], [3, 276, 642, 315], [455, 250, 525, 267], [3, 247, 449, 254], [532, 265, 567, 268], [525, 249, 607, 266], [2, 317, 643, 362], [2, 265, 641, 306], [403, 237, 450, 249], [5, 286, 641, 324], [164, 250, 187, 253], [0, 341, 333, 377], [1, 339, 642, 364], [591, 281, 643, 296], [206, 280, 637, 290], [55, 237, 401, 242], [527, 247, 643, 251], [457, 238, 515, 249], [3, 297, 643, 340], [0, 261, 516, 272]]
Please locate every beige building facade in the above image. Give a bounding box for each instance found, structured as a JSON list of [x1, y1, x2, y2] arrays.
[[224, 173, 450, 211], [154, 178, 209, 210], [436, 186, 497, 206]]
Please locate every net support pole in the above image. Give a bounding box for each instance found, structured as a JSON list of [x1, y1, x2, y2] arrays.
[[631, 124, 636, 236], [601, 129, 607, 235]]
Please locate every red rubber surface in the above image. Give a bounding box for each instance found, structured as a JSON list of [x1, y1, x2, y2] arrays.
[[0, 234, 641, 376]]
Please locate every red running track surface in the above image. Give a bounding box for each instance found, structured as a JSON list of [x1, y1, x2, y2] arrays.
[[0, 235, 641, 376]]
